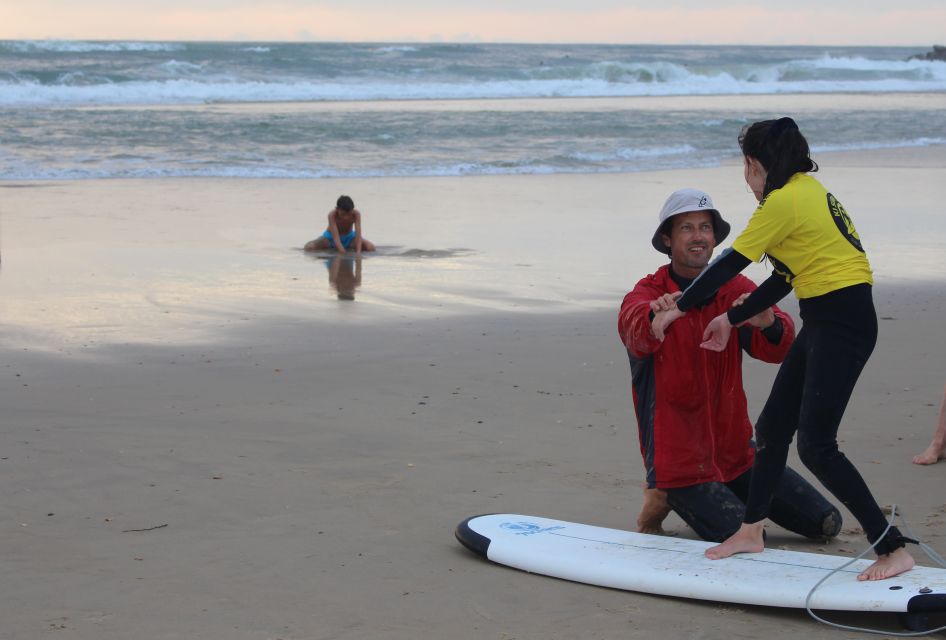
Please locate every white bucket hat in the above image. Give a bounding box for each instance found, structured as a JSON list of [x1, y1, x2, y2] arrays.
[[651, 188, 731, 255]]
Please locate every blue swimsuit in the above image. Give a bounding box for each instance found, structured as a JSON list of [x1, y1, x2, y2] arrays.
[[322, 229, 357, 249]]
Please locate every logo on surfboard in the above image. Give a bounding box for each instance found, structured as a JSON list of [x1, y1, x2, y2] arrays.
[[500, 521, 566, 536]]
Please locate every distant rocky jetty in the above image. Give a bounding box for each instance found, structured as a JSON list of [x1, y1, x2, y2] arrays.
[[909, 45, 946, 62]]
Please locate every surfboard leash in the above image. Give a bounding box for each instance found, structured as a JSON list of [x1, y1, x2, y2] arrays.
[[805, 504, 946, 636]]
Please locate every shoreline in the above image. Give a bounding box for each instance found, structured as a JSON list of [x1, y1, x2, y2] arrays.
[[36, 90, 946, 113]]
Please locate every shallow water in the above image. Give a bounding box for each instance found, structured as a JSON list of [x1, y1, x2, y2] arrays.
[[2, 159, 943, 353]]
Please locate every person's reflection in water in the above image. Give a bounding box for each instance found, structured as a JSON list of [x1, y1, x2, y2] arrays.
[[326, 254, 362, 300]]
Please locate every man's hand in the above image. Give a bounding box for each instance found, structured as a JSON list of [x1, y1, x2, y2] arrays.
[[652, 307, 684, 341], [649, 292, 681, 313], [650, 292, 684, 341], [701, 312, 733, 351], [731, 292, 774, 329]]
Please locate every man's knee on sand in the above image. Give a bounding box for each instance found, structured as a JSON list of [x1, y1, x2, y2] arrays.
[[666, 475, 842, 543], [821, 506, 842, 538], [772, 466, 843, 540], [675, 500, 840, 543], [666, 482, 746, 543]]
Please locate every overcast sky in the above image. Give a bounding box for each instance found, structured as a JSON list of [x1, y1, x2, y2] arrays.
[[1, 1, 944, 45]]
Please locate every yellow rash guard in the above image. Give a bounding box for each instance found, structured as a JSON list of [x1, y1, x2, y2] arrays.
[[731, 173, 873, 299]]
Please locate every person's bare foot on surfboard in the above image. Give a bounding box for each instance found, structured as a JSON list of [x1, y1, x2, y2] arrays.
[[857, 547, 915, 581], [637, 488, 672, 535], [705, 521, 765, 559], [912, 440, 946, 465]]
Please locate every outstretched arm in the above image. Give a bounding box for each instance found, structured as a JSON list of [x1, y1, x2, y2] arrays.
[[649, 293, 686, 341], [619, 282, 676, 355], [733, 291, 795, 363], [651, 249, 752, 340], [675, 248, 752, 312], [726, 272, 793, 326], [732, 292, 776, 330], [701, 271, 793, 352]]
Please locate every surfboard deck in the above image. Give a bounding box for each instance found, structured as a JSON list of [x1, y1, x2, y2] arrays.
[[456, 513, 946, 616]]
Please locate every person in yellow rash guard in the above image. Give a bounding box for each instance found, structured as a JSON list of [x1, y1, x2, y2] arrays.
[[732, 172, 873, 300], [652, 117, 916, 582]]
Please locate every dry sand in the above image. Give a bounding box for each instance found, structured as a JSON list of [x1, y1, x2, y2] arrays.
[[1, 147, 945, 639]]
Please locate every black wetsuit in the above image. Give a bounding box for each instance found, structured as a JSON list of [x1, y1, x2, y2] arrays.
[[676, 250, 908, 555]]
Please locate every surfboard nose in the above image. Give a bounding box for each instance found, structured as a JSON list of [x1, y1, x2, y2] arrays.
[[455, 514, 496, 558]]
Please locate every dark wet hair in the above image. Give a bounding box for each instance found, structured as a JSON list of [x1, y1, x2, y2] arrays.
[[336, 195, 354, 211], [738, 117, 818, 198]]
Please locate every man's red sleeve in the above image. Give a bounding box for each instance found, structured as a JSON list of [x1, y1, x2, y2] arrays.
[[618, 278, 663, 357]]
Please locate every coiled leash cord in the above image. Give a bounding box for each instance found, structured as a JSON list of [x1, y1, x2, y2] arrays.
[[805, 505, 946, 636]]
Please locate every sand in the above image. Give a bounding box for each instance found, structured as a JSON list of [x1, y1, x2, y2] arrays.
[[1, 146, 945, 639]]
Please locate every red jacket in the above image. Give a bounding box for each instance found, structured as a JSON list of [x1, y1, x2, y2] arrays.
[[617, 265, 795, 489]]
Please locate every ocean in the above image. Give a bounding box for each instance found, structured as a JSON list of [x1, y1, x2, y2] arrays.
[[1, 41, 945, 181]]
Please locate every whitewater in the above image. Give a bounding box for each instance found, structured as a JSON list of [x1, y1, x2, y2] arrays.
[[1, 41, 944, 179]]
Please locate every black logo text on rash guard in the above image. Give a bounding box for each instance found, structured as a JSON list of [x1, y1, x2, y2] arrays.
[[827, 193, 864, 252]]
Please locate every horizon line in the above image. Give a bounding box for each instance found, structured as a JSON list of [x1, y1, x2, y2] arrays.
[[1, 37, 942, 48]]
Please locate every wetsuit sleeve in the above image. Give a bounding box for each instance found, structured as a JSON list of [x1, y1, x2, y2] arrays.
[[740, 307, 795, 363], [760, 318, 785, 344], [675, 248, 751, 312], [739, 317, 782, 350], [727, 272, 793, 326]]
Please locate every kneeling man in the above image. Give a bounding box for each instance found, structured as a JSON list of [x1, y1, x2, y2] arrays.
[[618, 188, 841, 542]]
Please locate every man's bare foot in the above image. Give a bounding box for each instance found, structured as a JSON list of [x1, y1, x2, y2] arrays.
[[912, 441, 946, 465], [638, 523, 668, 535], [637, 488, 672, 535], [857, 547, 915, 581], [705, 522, 765, 559]]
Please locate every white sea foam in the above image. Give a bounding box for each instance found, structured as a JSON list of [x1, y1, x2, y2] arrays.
[[2, 43, 943, 181], [374, 46, 419, 54], [159, 60, 205, 75], [811, 137, 946, 153], [1, 40, 185, 53], [3, 42, 946, 107], [568, 145, 696, 163], [807, 54, 940, 72], [3, 73, 946, 107]]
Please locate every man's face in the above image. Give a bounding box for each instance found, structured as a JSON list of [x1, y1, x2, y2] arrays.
[[662, 211, 716, 275]]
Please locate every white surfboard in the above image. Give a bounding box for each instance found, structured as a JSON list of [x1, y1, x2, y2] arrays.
[[456, 514, 946, 622]]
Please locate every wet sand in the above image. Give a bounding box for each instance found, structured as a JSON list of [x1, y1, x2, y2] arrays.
[[1, 146, 945, 638]]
